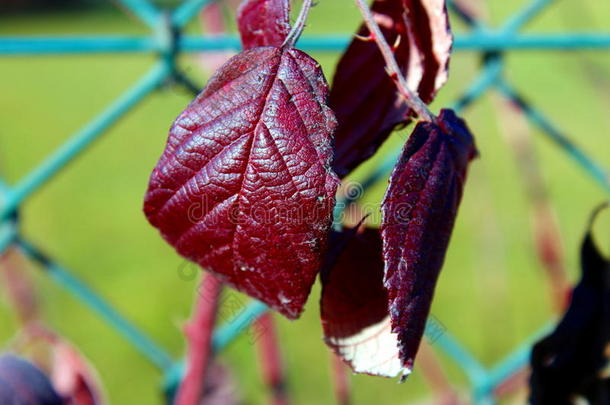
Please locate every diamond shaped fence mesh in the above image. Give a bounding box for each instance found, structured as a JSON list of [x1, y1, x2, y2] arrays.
[[0, 0, 609, 404]]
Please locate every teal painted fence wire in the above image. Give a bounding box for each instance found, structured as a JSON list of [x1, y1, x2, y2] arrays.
[[16, 237, 175, 371], [3, 33, 610, 55], [0, 0, 608, 404], [0, 62, 171, 221]]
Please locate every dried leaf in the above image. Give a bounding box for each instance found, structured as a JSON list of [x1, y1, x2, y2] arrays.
[[320, 227, 401, 377], [201, 362, 239, 405], [11, 324, 107, 405], [0, 353, 63, 405], [529, 203, 610, 405], [403, 0, 452, 98], [381, 109, 477, 374], [50, 340, 105, 405], [144, 47, 339, 319], [330, 0, 452, 178], [237, 0, 291, 49]]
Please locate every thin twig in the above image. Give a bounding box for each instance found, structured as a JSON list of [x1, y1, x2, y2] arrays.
[[353, 0, 436, 122], [283, 0, 313, 48], [493, 94, 570, 311], [417, 343, 462, 404], [175, 273, 223, 405], [0, 248, 40, 325], [254, 313, 290, 405]]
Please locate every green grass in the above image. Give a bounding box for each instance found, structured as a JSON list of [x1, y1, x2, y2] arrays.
[[0, 1, 609, 404]]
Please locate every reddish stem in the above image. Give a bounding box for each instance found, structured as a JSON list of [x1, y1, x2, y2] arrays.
[[417, 343, 461, 403], [533, 205, 570, 311], [493, 367, 529, 399], [175, 273, 223, 405], [330, 354, 350, 405], [199, 3, 225, 34], [0, 248, 40, 325], [283, 0, 313, 48], [353, 0, 436, 122], [494, 95, 570, 312], [254, 312, 289, 405]]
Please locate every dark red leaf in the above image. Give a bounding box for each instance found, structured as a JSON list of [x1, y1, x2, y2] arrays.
[[237, 0, 291, 49], [320, 227, 403, 377], [330, 0, 452, 178], [144, 47, 339, 319], [0, 354, 63, 405], [529, 204, 610, 405], [381, 109, 477, 374]]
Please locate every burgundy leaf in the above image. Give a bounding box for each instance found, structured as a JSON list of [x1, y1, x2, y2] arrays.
[[320, 227, 402, 377], [144, 47, 339, 319], [237, 0, 291, 49], [381, 109, 477, 374], [330, 0, 452, 178]]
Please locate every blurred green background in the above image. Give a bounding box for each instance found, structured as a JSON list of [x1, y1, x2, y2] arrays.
[[0, 0, 609, 404]]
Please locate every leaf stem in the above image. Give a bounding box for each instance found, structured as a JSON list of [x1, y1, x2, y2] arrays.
[[283, 0, 313, 48], [353, 0, 436, 122]]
